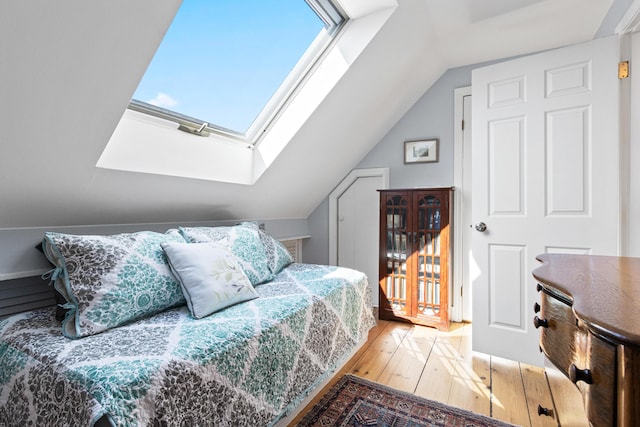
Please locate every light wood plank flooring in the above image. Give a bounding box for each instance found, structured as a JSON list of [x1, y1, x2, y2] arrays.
[[289, 320, 590, 426]]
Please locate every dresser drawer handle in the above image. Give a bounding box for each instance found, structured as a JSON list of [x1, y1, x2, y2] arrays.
[[537, 405, 553, 417], [533, 302, 540, 313], [533, 316, 548, 328], [569, 364, 593, 385]]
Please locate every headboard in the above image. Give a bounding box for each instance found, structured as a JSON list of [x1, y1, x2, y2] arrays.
[[0, 275, 55, 319]]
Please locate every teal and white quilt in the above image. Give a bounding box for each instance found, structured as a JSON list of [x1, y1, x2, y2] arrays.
[[0, 264, 375, 426]]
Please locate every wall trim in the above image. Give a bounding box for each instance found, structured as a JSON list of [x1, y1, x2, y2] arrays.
[[453, 86, 472, 323], [0, 269, 49, 282]]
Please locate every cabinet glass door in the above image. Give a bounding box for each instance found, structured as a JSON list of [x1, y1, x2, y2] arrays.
[[379, 188, 450, 330], [416, 194, 442, 319], [384, 195, 410, 316]]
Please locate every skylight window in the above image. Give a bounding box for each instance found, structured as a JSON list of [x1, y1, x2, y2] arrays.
[[130, 0, 346, 141]]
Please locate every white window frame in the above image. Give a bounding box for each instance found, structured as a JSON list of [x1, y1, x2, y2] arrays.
[[127, 0, 347, 144]]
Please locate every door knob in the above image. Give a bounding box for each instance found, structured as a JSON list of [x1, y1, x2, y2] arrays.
[[537, 405, 553, 417], [475, 222, 487, 232], [533, 316, 549, 329], [569, 364, 593, 385]]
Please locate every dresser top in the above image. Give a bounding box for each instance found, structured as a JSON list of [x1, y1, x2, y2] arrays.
[[533, 254, 640, 346]]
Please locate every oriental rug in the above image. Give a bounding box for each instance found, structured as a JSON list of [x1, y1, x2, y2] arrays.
[[296, 374, 518, 427]]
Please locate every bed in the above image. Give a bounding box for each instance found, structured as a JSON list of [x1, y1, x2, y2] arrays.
[[0, 224, 375, 426]]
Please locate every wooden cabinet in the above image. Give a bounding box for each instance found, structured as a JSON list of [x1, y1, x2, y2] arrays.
[[378, 188, 452, 330], [533, 254, 640, 427]]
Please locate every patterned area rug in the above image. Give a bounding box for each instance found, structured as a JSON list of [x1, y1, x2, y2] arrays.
[[296, 374, 517, 427]]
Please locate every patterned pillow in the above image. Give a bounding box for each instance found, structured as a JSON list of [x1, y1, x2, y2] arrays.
[[42, 231, 186, 338], [161, 241, 258, 319], [258, 230, 294, 274], [179, 223, 273, 285]]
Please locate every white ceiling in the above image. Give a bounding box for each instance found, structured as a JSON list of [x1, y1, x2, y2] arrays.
[[469, 0, 544, 22], [0, 0, 618, 229], [423, 0, 614, 67]]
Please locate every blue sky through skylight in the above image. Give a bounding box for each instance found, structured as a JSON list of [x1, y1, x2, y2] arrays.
[[133, 0, 324, 133]]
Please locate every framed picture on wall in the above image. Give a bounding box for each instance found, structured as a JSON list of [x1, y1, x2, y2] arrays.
[[404, 138, 439, 164]]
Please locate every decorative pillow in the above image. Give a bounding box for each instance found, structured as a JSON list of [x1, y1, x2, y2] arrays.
[[161, 241, 258, 319], [179, 223, 273, 285], [165, 228, 187, 241], [258, 230, 294, 274], [42, 231, 186, 338]]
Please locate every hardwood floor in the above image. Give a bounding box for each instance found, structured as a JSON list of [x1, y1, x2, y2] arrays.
[[289, 320, 590, 426]]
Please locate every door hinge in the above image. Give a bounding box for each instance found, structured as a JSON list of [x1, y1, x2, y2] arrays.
[[461, 119, 465, 131], [619, 61, 630, 79]]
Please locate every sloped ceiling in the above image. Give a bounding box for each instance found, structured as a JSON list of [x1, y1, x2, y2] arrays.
[[0, 0, 614, 229]]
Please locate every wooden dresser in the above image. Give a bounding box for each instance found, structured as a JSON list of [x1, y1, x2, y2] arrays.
[[532, 254, 640, 427]]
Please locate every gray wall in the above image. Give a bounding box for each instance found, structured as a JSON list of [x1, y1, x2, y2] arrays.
[[0, 219, 308, 280], [304, 63, 478, 265], [303, 198, 330, 264], [0, 218, 309, 318], [595, 0, 634, 38]]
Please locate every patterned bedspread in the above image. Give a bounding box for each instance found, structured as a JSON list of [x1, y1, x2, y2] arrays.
[[0, 263, 375, 426]]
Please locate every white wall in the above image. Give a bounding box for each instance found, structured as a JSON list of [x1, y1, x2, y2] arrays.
[[0, 0, 443, 231], [0, 0, 445, 279], [2, 0, 634, 270]]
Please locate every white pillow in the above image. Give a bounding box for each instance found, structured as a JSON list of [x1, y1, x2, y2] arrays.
[[161, 241, 258, 319]]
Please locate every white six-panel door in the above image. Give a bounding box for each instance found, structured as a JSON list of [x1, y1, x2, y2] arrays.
[[471, 36, 620, 366]]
